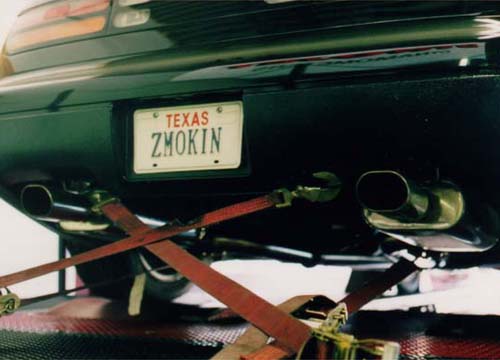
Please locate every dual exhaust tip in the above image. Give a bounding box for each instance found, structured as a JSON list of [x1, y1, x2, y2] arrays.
[[18, 174, 479, 252], [356, 170, 431, 222], [20, 172, 496, 254], [20, 171, 434, 224]]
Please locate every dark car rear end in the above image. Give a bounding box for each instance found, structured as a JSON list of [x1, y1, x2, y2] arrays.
[[1, 1, 500, 276]]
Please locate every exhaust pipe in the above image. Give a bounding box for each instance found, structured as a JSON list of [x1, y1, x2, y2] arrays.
[[21, 184, 93, 222], [21, 184, 167, 230], [356, 171, 430, 222], [356, 171, 497, 253]]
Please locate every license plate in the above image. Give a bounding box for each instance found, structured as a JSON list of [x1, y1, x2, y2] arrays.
[[133, 101, 244, 174]]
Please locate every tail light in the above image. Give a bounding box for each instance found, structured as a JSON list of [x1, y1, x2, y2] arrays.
[[6, 0, 110, 54]]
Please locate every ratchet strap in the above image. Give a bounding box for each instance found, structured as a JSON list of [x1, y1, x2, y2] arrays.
[[222, 259, 418, 360], [0, 184, 418, 359], [101, 201, 419, 359], [0, 192, 311, 353], [0, 194, 279, 288], [100, 199, 312, 353]]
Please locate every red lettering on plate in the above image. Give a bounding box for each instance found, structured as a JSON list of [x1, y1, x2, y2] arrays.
[[165, 110, 210, 128], [182, 113, 191, 127], [191, 112, 200, 127], [191, 112, 200, 126], [201, 111, 209, 126]]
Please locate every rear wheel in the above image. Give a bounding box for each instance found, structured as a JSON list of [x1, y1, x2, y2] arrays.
[[63, 234, 191, 302], [130, 248, 191, 301]]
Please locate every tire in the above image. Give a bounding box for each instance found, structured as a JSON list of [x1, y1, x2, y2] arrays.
[[129, 248, 191, 302], [63, 234, 191, 302]]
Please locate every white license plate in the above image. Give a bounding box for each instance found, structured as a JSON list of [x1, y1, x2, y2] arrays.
[[133, 101, 244, 174]]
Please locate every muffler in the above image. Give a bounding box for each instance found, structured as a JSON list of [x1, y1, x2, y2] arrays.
[[356, 171, 497, 252]]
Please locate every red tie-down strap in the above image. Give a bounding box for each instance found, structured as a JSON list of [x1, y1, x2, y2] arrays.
[[234, 259, 419, 360], [0, 194, 279, 289], [99, 201, 419, 359], [0, 186, 417, 359], [0, 192, 312, 353], [0, 175, 339, 290], [212, 295, 319, 360], [99, 199, 312, 354]]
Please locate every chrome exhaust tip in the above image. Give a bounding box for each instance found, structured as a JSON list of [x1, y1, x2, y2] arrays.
[[20, 184, 91, 222], [20, 184, 54, 218], [356, 170, 430, 222], [354, 171, 497, 253], [20, 184, 164, 231]]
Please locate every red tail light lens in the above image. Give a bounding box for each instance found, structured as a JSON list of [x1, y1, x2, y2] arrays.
[[6, 0, 110, 53]]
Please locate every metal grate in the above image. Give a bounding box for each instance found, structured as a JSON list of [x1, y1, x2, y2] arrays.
[[400, 335, 500, 360], [0, 331, 219, 360], [0, 312, 247, 347], [0, 305, 499, 359]]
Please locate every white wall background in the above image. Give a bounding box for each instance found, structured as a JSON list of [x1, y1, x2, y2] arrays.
[[0, 199, 59, 297], [0, 1, 66, 298]]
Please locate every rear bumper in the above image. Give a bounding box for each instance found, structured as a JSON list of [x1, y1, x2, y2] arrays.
[[1, 71, 500, 200], [2, 69, 500, 255]]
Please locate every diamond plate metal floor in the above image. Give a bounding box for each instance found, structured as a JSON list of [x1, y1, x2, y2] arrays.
[[0, 297, 498, 359]]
